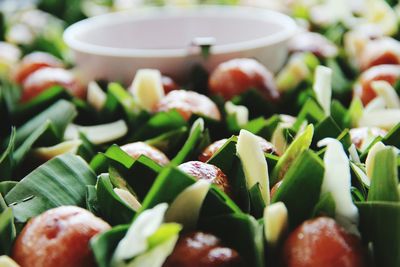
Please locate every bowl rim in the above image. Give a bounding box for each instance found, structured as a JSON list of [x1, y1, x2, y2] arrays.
[[63, 5, 297, 58]]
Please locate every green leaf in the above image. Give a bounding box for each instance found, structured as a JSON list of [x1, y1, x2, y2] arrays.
[[131, 110, 187, 141], [108, 83, 139, 123], [171, 120, 205, 165], [248, 184, 266, 219], [244, 115, 280, 141], [357, 201, 400, 267], [0, 128, 15, 181], [0, 181, 17, 197], [96, 174, 135, 226], [271, 124, 314, 185], [368, 147, 400, 202], [139, 167, 241, 220], [292, 99, 325, 131], [91, 225, 129, 267], [200, 213, 264, 267], [312, 192, 336, 218], [12, 100, 77, 148], [145, 127, 188, 157], [5, 154, 96, 223], [312, 117, 342, 148], [272, 150, 324, 229], [0, 208, 16, 255], [86, 185, 98, 214], [382, 122, 400, 147]]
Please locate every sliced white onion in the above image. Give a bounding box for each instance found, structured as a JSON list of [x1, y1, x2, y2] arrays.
[[87, 81, 107, 111], [33, 140, 82, 160], [64, 120, 128, 145], [113, 203, 168, 261], [313, 66, 332, 116], [318, 138, 359, 234], [271, 123, 288, 156], [371, 80, 400, 109], [348, 144, 361, 164], [114, 188, 142, 212], [237, 129, 270, 205], [0, 256, 20, 267], [165, 180, 210, 230], [129, 69, 164, 111], [364, 0, 398, 36], [225, 101, 249, 127], [264, 202, 288, 246], [350, 162, 370, 187], [358, 109, 400, 130]]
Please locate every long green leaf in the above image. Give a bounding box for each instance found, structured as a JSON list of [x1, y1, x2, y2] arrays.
[[0, 208, 16, 255], [272, 150, 324, 229], [368, 147, 400, 202], [12, 99, 77, 147], [357, 201, 400, 267], [5, 153, 96, 222]]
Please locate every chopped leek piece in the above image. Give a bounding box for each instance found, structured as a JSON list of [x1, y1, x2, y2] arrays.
[[264, 202, 288, 246], [313, 65, 332, 117]]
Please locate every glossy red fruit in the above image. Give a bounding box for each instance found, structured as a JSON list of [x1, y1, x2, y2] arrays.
[[208, 58, 280, 101], [163, 232, 243, 267], [198, 137, 276, 163], [349, 127, 387, 149], [288, 31, 338, 58], [21, 67, 85, 103], [283, 217, 366, 267], [155, 90, 221, 121], [12, 206, 110, 267], [120, 142, 170, 166], [178, 161, 232, 197], [162, 75, 179, 94], [354, 64, 400, 105], [14, 52, 63, 84], [359, 38, 400, 71]]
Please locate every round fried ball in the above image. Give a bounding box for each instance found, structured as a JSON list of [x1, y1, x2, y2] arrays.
[[120, 141, 170, 166], [199, 137, 276, 163], [21, 67, 85, 103], [155, 90, 221, 121], [178, 161, 232, 197], [163, 231, 243, 267], [12, 206, 110, 267], [283, 217, 366, 267], [288, 31, 338, 58], [209, 58, 280, 101]]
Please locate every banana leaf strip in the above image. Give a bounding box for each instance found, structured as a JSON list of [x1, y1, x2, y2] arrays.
[[4, 153, 96, 223]]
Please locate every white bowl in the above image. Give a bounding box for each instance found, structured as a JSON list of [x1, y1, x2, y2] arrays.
[[64, 6, 297, 84]]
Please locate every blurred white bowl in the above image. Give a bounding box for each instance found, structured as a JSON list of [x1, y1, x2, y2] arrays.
[[63, 6, 297, 84]]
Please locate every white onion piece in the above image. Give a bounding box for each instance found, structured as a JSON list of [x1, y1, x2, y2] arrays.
[[264, 202, 288, 246], [237, 129, 270, 205], [225, 101, 249, 127], [114, 188, 142, 212], [165, 180, 210, 230], [313, 66, 332, 116], [358, 109, 400, 130], [87, 81, 107, 111], [129, 69, 164, 111], [371, 80, 400, 109], [64, 120, 128, 145], [318, 138, 359, 234]]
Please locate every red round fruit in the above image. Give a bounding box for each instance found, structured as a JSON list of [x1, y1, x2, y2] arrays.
[[199, 137, 276, 163], [12, 206, 110, 267], [163, 232, 243, 267], [120, 142, 170, 166], [208, 58, 280, 101], [288, 31, 338, 58], [14, 52, 63, 84], [155, 90, 221, 121], [349, 127, 387, 149], [21, 67, 86, 103], [162, 75, 179, 94], [283, 217, 366, 267], [178, 161, 232, 197], [359, 38, 400, 71], [354, 64, 400, 105]]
